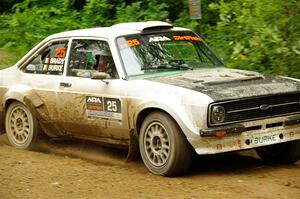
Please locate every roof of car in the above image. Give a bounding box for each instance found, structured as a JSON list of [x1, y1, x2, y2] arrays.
[[14, 21, 190, 68], [47, 21, 190, 40]]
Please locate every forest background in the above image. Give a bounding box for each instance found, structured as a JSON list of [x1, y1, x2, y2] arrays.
[[0, 0, 299, 78]]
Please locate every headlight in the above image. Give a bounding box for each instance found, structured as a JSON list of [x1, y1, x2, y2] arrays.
[[211, 105, 225, 124]]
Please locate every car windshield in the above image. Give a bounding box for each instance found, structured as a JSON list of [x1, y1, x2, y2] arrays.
[[116, 31, 225, 78]]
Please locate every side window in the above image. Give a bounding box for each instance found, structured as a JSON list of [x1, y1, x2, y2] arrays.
[[67, 39, 118, 78], [24, 40, 68, 75]]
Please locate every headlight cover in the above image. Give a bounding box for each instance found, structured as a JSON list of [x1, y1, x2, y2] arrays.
[[211, 105, 226, 124]]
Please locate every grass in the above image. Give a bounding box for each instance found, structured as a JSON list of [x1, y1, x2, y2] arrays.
[[0, 49, 20, 69]]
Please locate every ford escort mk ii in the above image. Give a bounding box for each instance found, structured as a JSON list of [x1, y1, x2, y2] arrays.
[[0, 21, 299, 176]]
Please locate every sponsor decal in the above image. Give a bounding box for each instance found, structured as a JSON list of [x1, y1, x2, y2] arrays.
[[54, 47, 66, 58], [43, 58, 65, 72], [86, 96, 104, 111], [48, 65, 63, 72], [253, 134, 277, 145], [43, 57, 51, 71], [86, 96, 122, 120], [50, 58, 65, 65], [149, 36, 171, 42], [173, 35, 202, 41], [127, 39, 140, 47], [87, 96, 102, 104]]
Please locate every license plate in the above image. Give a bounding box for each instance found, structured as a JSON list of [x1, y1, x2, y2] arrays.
[[252, 133, 278, 145]]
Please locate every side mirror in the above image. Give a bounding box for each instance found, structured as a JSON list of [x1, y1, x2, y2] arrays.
[[91, 71, 110, 80]]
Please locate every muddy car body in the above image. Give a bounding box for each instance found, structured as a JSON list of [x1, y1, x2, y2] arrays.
[[0, 21, 300, 176]]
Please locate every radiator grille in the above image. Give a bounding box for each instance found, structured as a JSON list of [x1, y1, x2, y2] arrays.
[[209, 93, 300, 126]]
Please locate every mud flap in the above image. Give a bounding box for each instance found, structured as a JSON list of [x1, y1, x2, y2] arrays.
[[23, 93, 65, 137], [126, 129, 140, 162], [0, 111, 4, 134], [24, 94, 47, 120]]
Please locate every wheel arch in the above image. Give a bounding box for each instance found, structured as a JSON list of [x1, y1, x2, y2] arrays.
[[1, 91, 62, 138], [3, 87, 44, 113], [1, 87, 45, 133], [5, 98, 17, 111], [135, 107, 188, 139], [136, 108, 165, 136]]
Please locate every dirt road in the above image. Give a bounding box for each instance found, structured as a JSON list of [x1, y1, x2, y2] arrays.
[[0, 134, 299, 199]]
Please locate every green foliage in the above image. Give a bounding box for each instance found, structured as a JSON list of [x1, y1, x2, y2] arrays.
[[0, 0, 81, 56], [0, 0, 23, 13], [0, 0, 299, 78], [208, 0, 300, 78], [80, 0, 114, 27], [0, 49, 19, 69], [115, 0, 169, 23]]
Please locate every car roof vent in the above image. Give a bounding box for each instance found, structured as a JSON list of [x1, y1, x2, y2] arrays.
[[111, 21, 173, 32]]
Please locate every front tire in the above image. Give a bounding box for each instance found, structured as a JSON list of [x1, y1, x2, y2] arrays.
[[5, 101, 39, 150], [139, 111, 192, 176], [255, 140, 300, 164]]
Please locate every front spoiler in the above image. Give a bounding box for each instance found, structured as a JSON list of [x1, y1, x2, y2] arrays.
[[199, 115, 300, 137], [189, 121, 300, 155]]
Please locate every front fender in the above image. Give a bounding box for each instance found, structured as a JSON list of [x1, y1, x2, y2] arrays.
[[0, 85, 44, 134], [2, 85, 66, 137], [1, 85, 36, 134], [0, 85, 59, 136], [132, 100, 205, 139], [2, 85, 44, 112]]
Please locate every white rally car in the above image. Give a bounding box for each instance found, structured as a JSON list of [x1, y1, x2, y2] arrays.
[[0, 21, 299, 176]]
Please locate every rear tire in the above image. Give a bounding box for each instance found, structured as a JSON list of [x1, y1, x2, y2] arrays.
[[255, 140, 300, 164], [5, 101, 40, 150], [139, 111, 192, 176]]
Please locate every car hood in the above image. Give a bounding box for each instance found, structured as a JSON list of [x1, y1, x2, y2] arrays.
[[145, 68, 300, 101]]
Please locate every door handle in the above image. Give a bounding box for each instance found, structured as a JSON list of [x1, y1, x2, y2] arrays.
[[60, 82, 72, 87]]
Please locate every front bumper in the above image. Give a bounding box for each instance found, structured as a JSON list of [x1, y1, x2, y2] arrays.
[[189, 115, 300, 155]]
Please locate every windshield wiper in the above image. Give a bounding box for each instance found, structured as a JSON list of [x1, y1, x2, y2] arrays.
[[141, 64, 193, 71], [141, 65, 170, 70], [169, 64, 193, 70]]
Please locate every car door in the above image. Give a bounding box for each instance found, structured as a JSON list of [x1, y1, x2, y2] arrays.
[[21, 39, 70, 137], [56, 38, 129, 141]]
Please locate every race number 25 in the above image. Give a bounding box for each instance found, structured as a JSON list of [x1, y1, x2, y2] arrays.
[[104, 98, 121, 113]]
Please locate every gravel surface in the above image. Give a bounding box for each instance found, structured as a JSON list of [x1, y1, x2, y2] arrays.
[[0, 134, 299, 199]]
